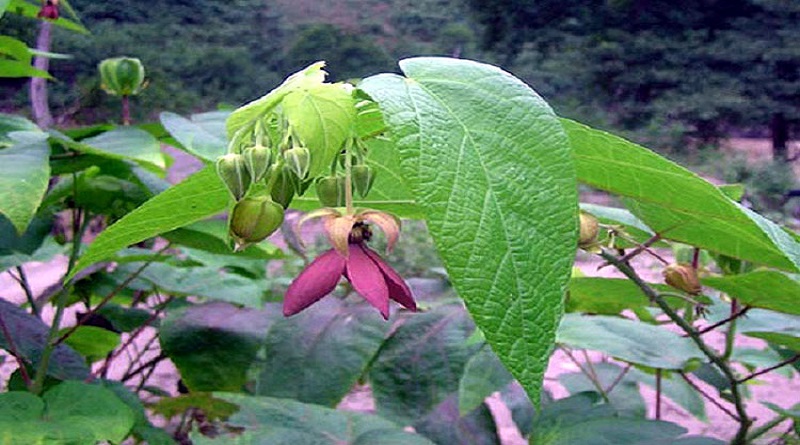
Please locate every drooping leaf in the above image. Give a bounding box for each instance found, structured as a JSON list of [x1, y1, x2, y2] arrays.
[[0, 133, 50, 234], [458, 344, 513, 415], [191, 393, 436, 445], [160, 111, 227, 162], [0, 299, 89, 380], [369, 302, 479, 425], [79, 127, 165, 169], [702, 270, 800, 315], [557, 314, 704, 369], [361, 57, 577, 406], [255, 299, 390, 407], [565, 119, 800, 272], [160, 302, 275, 392], [70, 165, 229, 279]]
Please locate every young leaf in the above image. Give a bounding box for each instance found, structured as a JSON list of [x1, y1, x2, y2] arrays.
[[361, 57, 577, 407], [0, 134, 50, 234]]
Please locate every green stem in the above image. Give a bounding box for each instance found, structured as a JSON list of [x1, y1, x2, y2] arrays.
[[723, 299, 738, 361], [600, 250, 752, 444], [344, 138, 354, 214]]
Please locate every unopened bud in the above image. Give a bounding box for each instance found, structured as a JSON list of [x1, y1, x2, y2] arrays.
[[229, 197, 284, 251], [243, 144, 272, 182], [283, 146, 310, 179], [269, 165, 296, 209], [578, 212, 599, 249], [663, 263, 701, 295], [216, 153, 251, 200], [316, 175, 346, 207], [352, 164, 376, 198], [98, 57, 146, 96]]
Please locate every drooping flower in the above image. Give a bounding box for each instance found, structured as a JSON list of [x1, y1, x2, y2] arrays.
[[284, 216, 416, 319], [37, 0, 59, 19]]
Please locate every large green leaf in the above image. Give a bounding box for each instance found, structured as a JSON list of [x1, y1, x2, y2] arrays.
[[79, 127, 165, 169], [557, 314, 704, 369], [160, 111, 227, 161], [255, 298, 390, 407], [0, 299, 89, 380], [369, 302, 479, 425], [702, 270, 800, 315], [60, 325, 119, 361], [566, 277, 700, 315], [160, 303, 275, 392], [458, 344, 513, 415], [70, 165, 229, 279], [192, 393, 436, 445], [0, 113, 39, 145], [361, 57, 577, 406], [565, 119, 800, 271], [0, 133, 50, 234], [43, 381, 135, 443]]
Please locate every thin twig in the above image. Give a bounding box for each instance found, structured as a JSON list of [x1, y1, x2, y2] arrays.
[[737, 354, 800, 384], [14, 266, 40, 318], [598, 233, 663, 270], [0, 312, 32, 387], [678, 372, 740, 421], [655, 369, 662, 420], [694, 307, 751, 336], [605, 363, 632, 394], [747, 414, 789, 443], [560, 346, 609, 402], [122, 352, 165, 383]]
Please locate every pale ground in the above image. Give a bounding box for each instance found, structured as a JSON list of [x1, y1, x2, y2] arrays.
[[2, 140, 799, 443]]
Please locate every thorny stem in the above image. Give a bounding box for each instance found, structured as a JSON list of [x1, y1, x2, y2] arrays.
[[737, 354, 800, 384], [600, 249, 752, 444]]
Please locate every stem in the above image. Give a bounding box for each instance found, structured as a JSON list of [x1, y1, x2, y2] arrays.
[[344, 138, 354, 214], [737, 354, 800, 384], [0, 312, 32, 388], [560, 346, 610, 403], [601, 249, 752, 443], [694, 306, 751, 336], [655, 369, 662, 420], [723, 299, 738, 361], [599, 233, 662, 269], [605, 363, 632, 394], [30, 20, 54, 128], [746, 414, 789, 443], [121, 95, 131, 125], [678, 372, 740, 421]]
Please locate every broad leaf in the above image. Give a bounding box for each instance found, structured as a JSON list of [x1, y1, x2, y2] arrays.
[[361, 57, 577, 406], [559, 363, 646, 418], [0, 59, 51, 78], [0, 133, 50, 234], [61, 325, 119, 361], [101, 381, 175, 445], [192, 393, 436, 445], [369, 302, 479, 425], [565, 119, 800, 271], [44, 381, 135, 443], [566, 277, 702, 315], [557, 314, 704, 369], [414, 395, 500, 445], [160, 303, 275, 391], [0, 299, 89, 380], [702, 270, 800, 315], [163, 219, 281, 260], [160, 111, 227, 161], [79, 127, 165, 169], [71, 165, 229, 279], [0, 113, 39, 145], [255, 299, 390, 407], [458, 344, 513, 415]]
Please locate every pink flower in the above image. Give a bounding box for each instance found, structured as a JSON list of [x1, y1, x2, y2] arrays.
[[37, 0, 59, 19], [283, 228, 416, 319]]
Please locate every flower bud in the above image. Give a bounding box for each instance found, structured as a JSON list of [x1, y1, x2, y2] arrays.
[[316, 175, 346, 207], [98, 57, 146, 96], [216, 154, 252, 200], [578, 212, 600, 249], [352, 164, 376, 198], [229, 197, 284, 251], [269, 165, 296, 209], [243, 144, 272, 182], [283, 146, 311, 179], [663, 263, 701, 295]]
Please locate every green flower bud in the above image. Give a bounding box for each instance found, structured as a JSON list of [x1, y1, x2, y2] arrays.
[[316, 175, 346, 207], [243, 144, 272, 182], [229, 197, 284, 251], [216, 154, 252, 201], [98, 57, 146, 96], [269, 165, 296, 209], [352, 164, 376, 198], [663, 263, 701, 295], [283, 146, 311, 179]]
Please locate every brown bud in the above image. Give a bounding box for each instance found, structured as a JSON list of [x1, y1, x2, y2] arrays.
[[663, 263, 701, 295], [578, 212, 599, 249]]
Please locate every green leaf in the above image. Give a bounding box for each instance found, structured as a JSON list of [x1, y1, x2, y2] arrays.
[[61, 325, 119, 360], [565, 119, 800, 272], [191, 393, 436, 445], [7, 0, 89, 33], [71, 165, 229, 280], [370, 302, 479, 425], [0, 134, 50, 234], [43, 381, 135, 443], [160, 111, 227, 161], [163, 219, 281, 260], [414, 395, 500, 445], [0, 299, 90, 380], [361, 57, 577, 407], [629, 368, 707, 421], [100, 381, 175, 445], [255, 298, 390, 407], [0, 391, 43, 421], [566, 277, 702, 315], [557, 314, 704, 369], [283, 83, 355, 177], [702, 270, 800, 315], [0, 0, 11, 17], [160, 302, 274, 391], [458, 344, 513, 415], [152, 392, 239, 421], [0, 113, 39, 145], [0, 59, 52, 78], [79, 127, 165, 169]]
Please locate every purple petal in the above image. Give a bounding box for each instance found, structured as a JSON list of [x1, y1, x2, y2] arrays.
[[362, 246, 416, 312], [346, 244, 390, 319], [284, 249, 346, 316]]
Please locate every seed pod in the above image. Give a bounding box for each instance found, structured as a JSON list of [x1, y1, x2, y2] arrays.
[[243, 144, 272, 182], [283, 146, 311, 179], [578, 212, 600, 249], [229, 197, 285, 251], [352, 164, 376, 198], [269, 165, 296, 209], [98, 57, 146, 96], [663, 263, 701, 295], [216, 153, 251, 200], [316, 175, 346, 207]]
